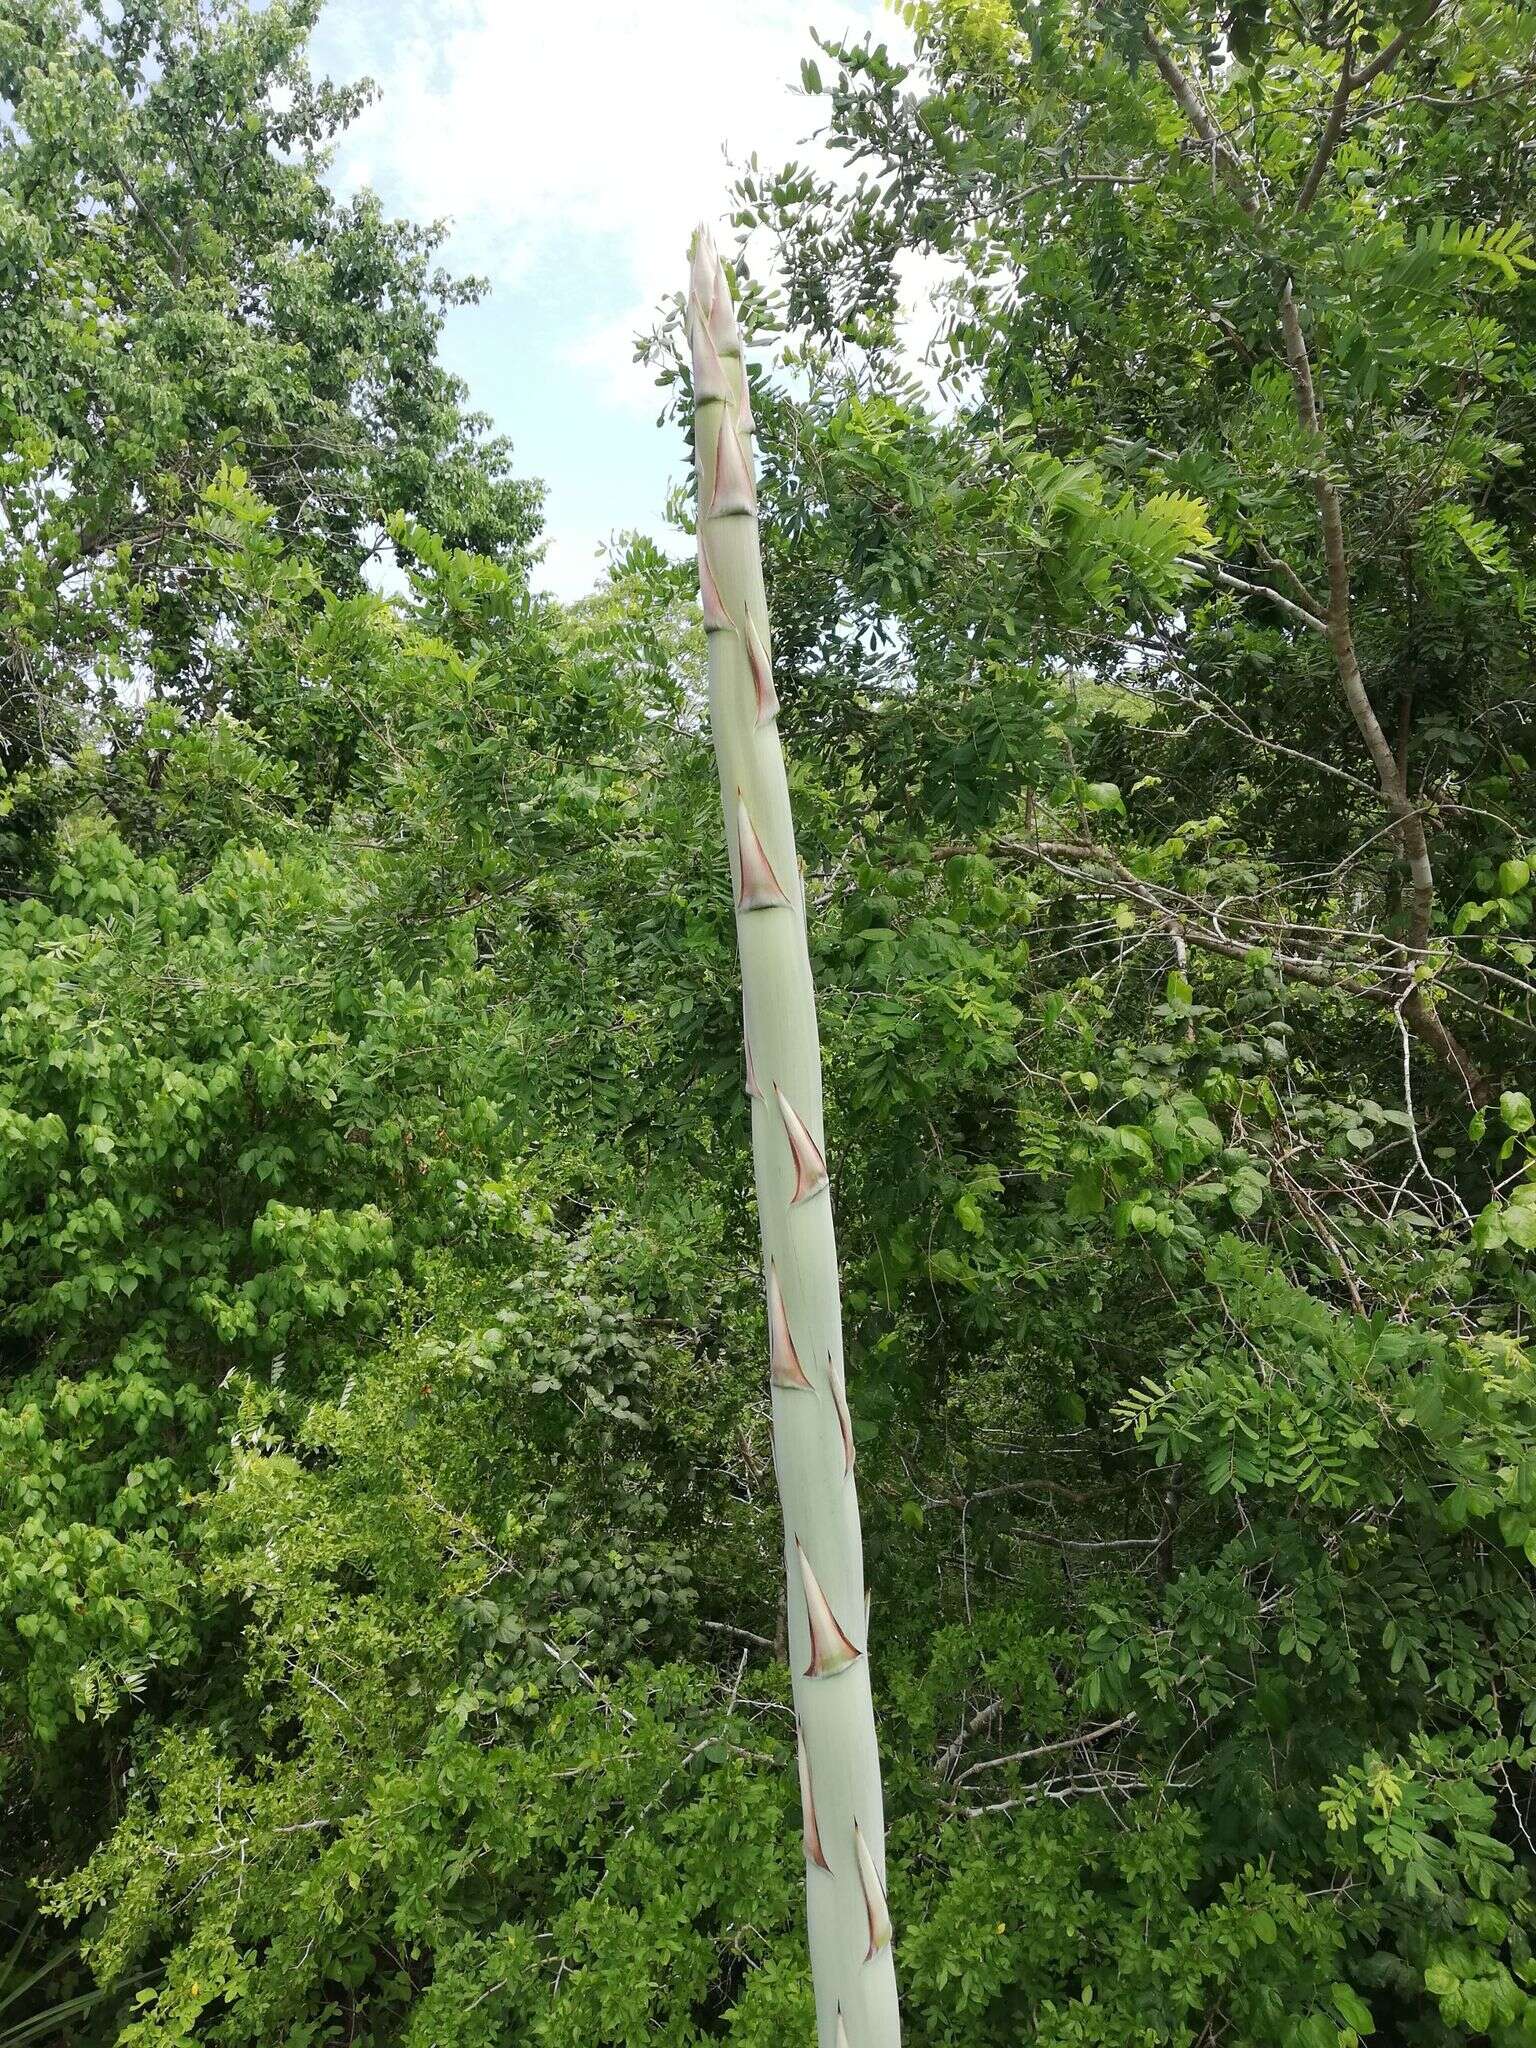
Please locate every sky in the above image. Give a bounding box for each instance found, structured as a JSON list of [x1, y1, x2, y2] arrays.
[[309, 0, 915, 600]]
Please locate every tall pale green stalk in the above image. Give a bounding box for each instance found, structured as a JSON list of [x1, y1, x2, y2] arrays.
[[688, 226, 902, 2048]]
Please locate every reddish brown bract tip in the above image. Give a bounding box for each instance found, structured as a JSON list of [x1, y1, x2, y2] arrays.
[[698, 532, 731, 633], [797, 1727, 831, 1871], [745, 612, 779, 726], [828, 1352, 855, 1475], [775, 1085, 829, 1205], [797, 1539, 861, 1678], [735, 797, 790, 913], [743, 1029, 763, 1101], [767, 1262, 814, 1392], [854, 1820, 893, 1958]]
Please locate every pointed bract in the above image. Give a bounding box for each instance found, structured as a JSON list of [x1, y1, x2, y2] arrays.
[[698, 533, 731, 633], [829, 1352, 856, 1475], [704, 239, 739, 355], [797, 1539, 861, 1678], [736, 798, 790, 913], [709, 410, 758, 518], [689, 224, 718, 321], [744, 1029, 763, 1100], [798, 1728, 831, 1870], [691, 314, 732, 405], [745, 612, 779, 726], [854, 1820, 893, 1959], [775, 1085, 829, 1204], [835, 2013, 851, 2048], [689, 229, 739, 362], [768, 1263, 815, 1391]]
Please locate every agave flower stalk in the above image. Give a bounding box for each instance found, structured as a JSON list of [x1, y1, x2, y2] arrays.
[[688, 226, 901, 2048]]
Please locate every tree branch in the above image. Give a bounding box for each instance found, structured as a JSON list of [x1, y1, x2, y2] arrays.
[[1295, 3, 1445, 213], [1182, 555, 1328, 632], [952, 1715, 1138, 1789], [1352, 4, 1445, 89], [952, 1766, 1178, 1818], [986, 834, 1387, 994], [1295, 50, 1356, 214], [1274, 286, 1489, 1101], [936, 1698, 1005, 1782], [1142, 26, 1260, 217], [699, 1619, 776, 1655], [1139, 18, 1487, 1101]]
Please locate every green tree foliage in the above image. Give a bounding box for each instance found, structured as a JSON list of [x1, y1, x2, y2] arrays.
[[3, 2, 1536, 2045], [0, 0, 537, 840]]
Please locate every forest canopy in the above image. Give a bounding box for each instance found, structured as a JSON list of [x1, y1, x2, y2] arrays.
[[1, 0, 1535, 2043]]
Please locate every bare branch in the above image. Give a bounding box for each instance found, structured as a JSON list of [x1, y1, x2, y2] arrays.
[[1352, 4, 1445, 89], [1252, 537, 1327, 615], [699, 1619, 777, 1655], [982, 833, 1393, 996], [1142, 25, 1260, 216], [1296, 50, 1356, 214], [1297, 4, 1446, 210], [1181, 555, 1328, 632], [1275, 285, 1489, 1101], [953, 1715, 1138, 1788], [937, 1698, 1005, 1782], [953, 1766, 1183, 1818]]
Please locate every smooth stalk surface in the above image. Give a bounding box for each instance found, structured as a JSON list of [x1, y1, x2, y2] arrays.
[[688, 226, 901, 2048]]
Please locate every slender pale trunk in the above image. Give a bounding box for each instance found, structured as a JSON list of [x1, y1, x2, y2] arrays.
[[687, 227, 901, 2048]]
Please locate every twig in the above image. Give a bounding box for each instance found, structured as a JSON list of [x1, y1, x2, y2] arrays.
[[952, 1715, 1138, 1788], [699, 1619, 777, 1654], [937, 1698, 1005, 1782]]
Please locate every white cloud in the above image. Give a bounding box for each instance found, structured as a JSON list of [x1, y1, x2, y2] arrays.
[[325, 1, 901, 293], [313, 0, 925, 595]]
